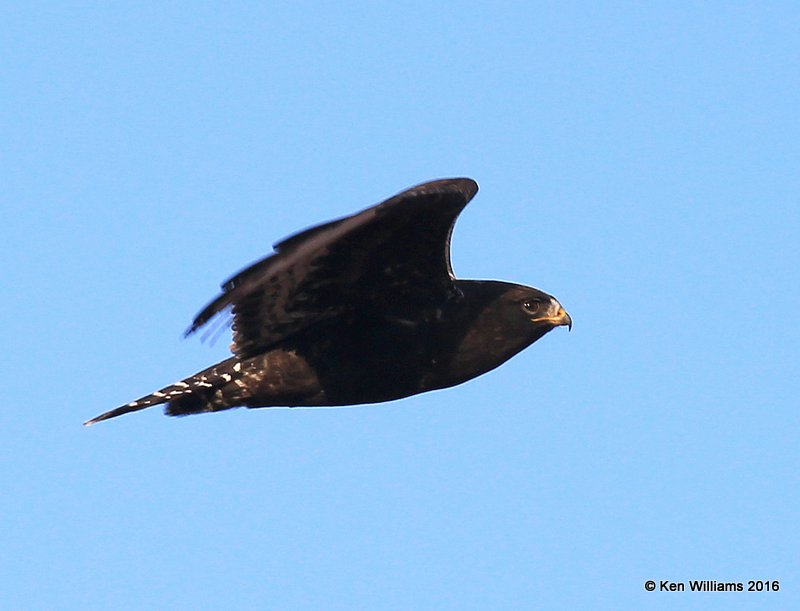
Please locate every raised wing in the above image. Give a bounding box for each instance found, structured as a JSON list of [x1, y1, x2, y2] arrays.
[[186, 178, 479, 358]]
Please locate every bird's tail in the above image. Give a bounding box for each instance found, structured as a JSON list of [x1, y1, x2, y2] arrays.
[[84, 357, 242, 426]]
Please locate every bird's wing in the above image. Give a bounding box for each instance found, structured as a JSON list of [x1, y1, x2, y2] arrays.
[[185, 178, 479, 358]]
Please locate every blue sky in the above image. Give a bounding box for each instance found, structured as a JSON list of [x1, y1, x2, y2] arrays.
[[2, 2, 798, 609]]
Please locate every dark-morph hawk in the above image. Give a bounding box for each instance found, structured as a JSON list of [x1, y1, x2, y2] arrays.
[[85, 178, 571, 425]]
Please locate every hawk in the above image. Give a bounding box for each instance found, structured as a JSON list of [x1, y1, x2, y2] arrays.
[[85, 178, 571, 425]]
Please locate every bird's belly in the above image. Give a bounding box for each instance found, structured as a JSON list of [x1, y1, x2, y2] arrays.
[[284, 319, 445, 405]]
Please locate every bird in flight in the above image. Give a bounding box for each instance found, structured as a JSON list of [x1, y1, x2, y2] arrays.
[[85, 178, 571, 425]]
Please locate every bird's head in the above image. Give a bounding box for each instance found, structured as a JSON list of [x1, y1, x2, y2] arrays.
[[441, 281, 571, 385], [516, 286, 572, 332], [485, 283, 571, 348]]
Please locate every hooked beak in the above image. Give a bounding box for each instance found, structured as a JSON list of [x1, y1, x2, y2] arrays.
[[532, 304, 572, 331], [559, 307, 572, 331]]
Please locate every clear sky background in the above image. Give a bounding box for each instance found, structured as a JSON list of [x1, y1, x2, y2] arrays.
[[2, 3, 798, 610]]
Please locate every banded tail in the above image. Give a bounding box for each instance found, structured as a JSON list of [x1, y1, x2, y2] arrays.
[[84, 357, 243, 426]]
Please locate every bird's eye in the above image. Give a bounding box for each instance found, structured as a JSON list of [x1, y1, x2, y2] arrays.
[[522, 299, 543, 315]]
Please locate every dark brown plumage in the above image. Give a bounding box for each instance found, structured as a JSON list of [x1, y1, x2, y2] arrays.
[[85, 178, 571, 425]]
